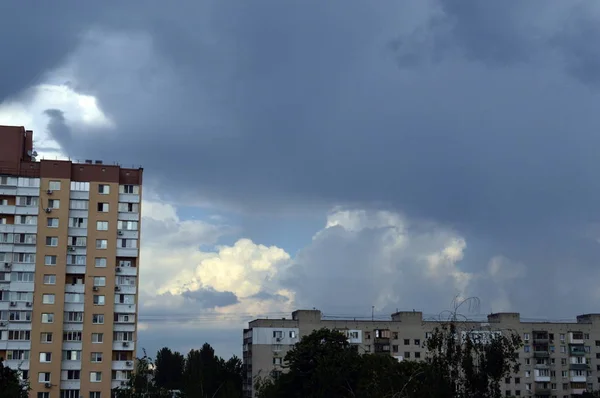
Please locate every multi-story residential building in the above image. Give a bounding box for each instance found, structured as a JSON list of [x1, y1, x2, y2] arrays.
[[243, 309, 600, 398], [0, 125, 142, 398]]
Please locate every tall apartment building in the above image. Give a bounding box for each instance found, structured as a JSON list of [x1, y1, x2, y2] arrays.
[[243, 309, 600, 398], [0, 125, 142, 398]]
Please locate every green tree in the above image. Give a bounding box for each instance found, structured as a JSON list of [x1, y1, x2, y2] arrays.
[[111, 353, 172, 398], [182, 343, 242, 398], [0, 358, 28, 398], [424, 299, 522, 398], [155, 347, 185, 391], [255, 328, 362, 398]]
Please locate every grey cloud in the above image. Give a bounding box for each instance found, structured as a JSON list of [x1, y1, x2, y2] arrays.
[[181, 287, 239, 309], [249, 291, 290, 303], [3, 0, 600, 324], [44, 109, 73, 144]]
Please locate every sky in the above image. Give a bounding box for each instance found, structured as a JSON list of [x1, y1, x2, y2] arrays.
[[1, 0, 600, 359]]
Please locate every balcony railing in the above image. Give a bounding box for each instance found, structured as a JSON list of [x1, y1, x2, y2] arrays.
[[533, 350, 549, 358]]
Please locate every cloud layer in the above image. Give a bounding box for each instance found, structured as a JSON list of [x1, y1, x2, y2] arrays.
[[2, 0, 600, 356]]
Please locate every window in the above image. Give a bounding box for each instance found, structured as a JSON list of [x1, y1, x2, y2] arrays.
[[92, 333, 103, 343], [39, 352, 52, 363], [67, 255, 86, 265], [524, 345, 530, 352], [560, 345, 566, 353], [38, 372, 51, 383], [8, 330, 31, 340], [96, 239, 108, 249], [60, 391, 80, 398], [44, 255, 57, 266], [272, 358, 282, 365], [585, 333, 590, 340], [48, 181, 61, 190], [42, 294, 55, 304], [96, 221, 108, 231], [9, 291, 33, 302], [48, 199, 60, 209], [92, 314, 104, 324], [65, 312, 84, 322], [90, 393, 101, 398], [7, 311, 32, 322], [523, 333, 530, 341], [561, 358, 567, 365], [414, 339, 420, 346], [560, 333, 565, 341], [62, 350, 81, 361], [404, 352, 410, 359], [415, 351, 421, 358], [45, 236, 58, 247], [11, 272, 34, 282], [63, 331, 82, 342], [41, 313, 54, 323], [70, 181, 90, 191], [98, 184, 110, 194], [289, 331, 297, 338], [97, 202, 109, 212], [93, 295, 105, 305], [68, 236, 87, 247], [403, 339, 410, 345], [90, 371, 102, 382], [16, 196, 39, 206], [40, 333, 53, 343], [43, 274, 56, 285], [69, 200, 89, 210], [38, 393, 49, 398], [95, 257, 107, 267], [62, 370, 80, 380], [15, 215, 37, 225], [118, 202, 139, 213], [119, 184, 139, 194], [525, 370, 530, 378], [118, 220, 139, 230], [91, 352, 103, 363], [7, 350, 29, 360], [93, 277, 106, 287], [119, 239, 137, 248], [69, 217, 87, 228], [46, 218, 59, 227]]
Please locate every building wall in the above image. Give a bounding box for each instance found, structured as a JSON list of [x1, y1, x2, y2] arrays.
[[243, 310, 600, 398], [1, 125, 142, 398]]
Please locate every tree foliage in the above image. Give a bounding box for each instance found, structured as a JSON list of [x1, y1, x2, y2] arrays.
[[0, 358, 28, 398], [155, 347, 185, 391], [112, 345, 242, 398], [255, 320, 521, 398]]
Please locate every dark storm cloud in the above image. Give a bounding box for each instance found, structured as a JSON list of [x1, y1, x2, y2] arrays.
[[44, 109, 72, 144], [46, 1, 600, 239], [4, 0, 600, 317], [181, 287, 239, 309]]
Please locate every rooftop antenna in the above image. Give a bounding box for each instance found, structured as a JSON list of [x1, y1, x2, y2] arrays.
[[372, 306, 374, 321]]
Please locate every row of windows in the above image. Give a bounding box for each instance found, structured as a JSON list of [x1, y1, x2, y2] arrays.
[[41, 237, 138, 249], [46, 256, 136, 268], [39, 391, 102, 398], [38, 370, 103, 382], [1, 330, 134, 342]]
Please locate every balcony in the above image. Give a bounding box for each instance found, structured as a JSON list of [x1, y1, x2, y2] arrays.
[[65, 266, 86, 275], [4, 359, 29, 370], [569, 333, 584, 344], [112, 360, 135, 371], [119, 193, 140, 203], [59, 381, 80, 390], [569, 346, 586, 356], [535, 387, 551, 395], [69, 191, 89, 200], [116, 248, 138, 258], [532, 333, 549, 343], [118, 212, 139, 221], [533, 350, 549, 358], [116, 267, 137, 276], [570, 375, 586, 382], [0, 186, 17, 196], [569, 363, 589, 371], [61, 360, 82, 370], [14, 206, 37, 216], [0, 205, 16, 215], [115, 303, 136, 314], [65, 284, 85, 293], [113, 341, 135, 351]]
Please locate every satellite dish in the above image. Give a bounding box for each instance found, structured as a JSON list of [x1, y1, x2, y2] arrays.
[[33, 151, 38, 157], [27, 150, 32, 156]]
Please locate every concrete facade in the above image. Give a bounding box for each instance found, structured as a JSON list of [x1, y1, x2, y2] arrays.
[[243, 309, 600, 398], [0, 125, 142, 398]]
